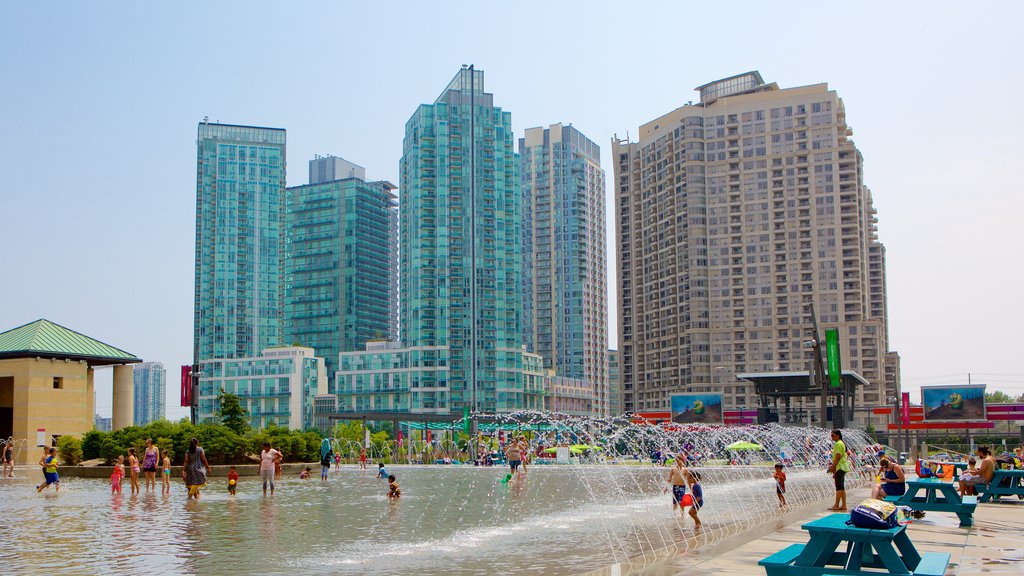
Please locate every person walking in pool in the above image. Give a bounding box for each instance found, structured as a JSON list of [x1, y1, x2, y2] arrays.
[[686, 470, 703, 529], [36, 447, 60, 493], [260, 442, 283, 496], [142, 438, 160, 492], [663, 456, 689, 516], [827, 429, 850, 511], [182, 438, 211, 500], [161, 450, 172, 494], [773, 463, 788, 508], [127, 447, 141, 495], [3, 441, 13, 478], [505, 440, 523, 476]]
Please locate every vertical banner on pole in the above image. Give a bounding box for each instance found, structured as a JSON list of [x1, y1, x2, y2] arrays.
[[364, 428, 371, 449], [901, 392, 911, 426], [180, 365, 193, 407], [463, 406, 470, 434], [825, 329, 842, 388]]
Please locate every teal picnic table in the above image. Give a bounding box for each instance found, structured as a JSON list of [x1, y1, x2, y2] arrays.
[[977, 469, 1024, 502], [759, 513, 950, 576], [884, 477, 977, 527]]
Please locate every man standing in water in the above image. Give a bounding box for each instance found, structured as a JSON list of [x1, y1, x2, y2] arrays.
[[827, 429, 850, 511], [505, 438, 523, 476]]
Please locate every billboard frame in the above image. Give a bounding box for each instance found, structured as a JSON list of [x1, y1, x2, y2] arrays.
[[920, 384, 987, 423]]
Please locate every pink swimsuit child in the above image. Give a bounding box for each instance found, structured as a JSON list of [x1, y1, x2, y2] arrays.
[[111, 465, 124, 493]]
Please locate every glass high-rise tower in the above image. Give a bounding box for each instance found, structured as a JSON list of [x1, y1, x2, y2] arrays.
[[132, 361, 166, 426], [335, 67, 545, 414], [194, 122, 287, 363], [285, 157, 398, 392], [520, 124, 608, 416]]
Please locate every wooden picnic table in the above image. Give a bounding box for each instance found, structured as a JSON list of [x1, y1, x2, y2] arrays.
[[758, 513, 949, 576], [978, 469, 1024, 503], [884, 477, 977, 527]]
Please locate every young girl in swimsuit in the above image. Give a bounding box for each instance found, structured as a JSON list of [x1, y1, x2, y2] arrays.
[[127, 448, 141, 494], [161, 451, 172, 494], [111, 455, 125, 494]]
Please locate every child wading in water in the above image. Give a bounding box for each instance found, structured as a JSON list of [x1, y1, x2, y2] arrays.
[[127, 447, 141, 494], [111, 455, 125, 494], [663, 455, 689, 516], [37, 447, 60, 493], [161, 451, 172, 494], [228, 465, 239, 495], [387, 474, 401, 498], [685, 470, 703, 528], [773, 463, 787, 508]]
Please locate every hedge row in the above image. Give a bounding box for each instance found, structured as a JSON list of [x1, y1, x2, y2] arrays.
[[70, 419, 324, 466]]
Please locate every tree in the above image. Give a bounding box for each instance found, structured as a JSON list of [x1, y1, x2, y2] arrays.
[[217, 389, 250, 435], [57, 435, 83, 465], [985, 390, 1015, 405]]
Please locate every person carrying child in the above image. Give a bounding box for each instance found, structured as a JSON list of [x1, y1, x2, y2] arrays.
[[773, 463, 787, 508]]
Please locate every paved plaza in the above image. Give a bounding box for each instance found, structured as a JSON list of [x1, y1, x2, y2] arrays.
[[624, 486, 1024, 576]]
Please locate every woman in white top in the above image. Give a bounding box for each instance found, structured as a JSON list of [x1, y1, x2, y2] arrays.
[[260, 442, 283, 495]]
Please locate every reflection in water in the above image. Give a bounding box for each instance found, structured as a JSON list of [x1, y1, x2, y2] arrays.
[[0, 464, 855, 575]]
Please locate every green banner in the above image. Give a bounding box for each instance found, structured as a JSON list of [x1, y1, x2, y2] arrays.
[[825, 329, 841, 388], [463, 406, 471, 434]]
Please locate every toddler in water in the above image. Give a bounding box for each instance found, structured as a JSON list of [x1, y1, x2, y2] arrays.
[[376, 463, 388, 479], [228, 465, 239, 495], [300, 467, 312, 479], [773, 463, 787, 508], [111, 455, 125, 494], [387, 474, 401, 498]]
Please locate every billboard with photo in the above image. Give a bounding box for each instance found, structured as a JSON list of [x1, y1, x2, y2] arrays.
[[921, 384, 987, 422], [670, 394, 723, 424]]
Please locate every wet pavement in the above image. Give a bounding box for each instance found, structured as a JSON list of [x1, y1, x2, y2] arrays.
[[629, 486, 1024, 575]]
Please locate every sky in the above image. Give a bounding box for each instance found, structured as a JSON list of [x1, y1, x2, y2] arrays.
[[2, 2, 1023, 421]]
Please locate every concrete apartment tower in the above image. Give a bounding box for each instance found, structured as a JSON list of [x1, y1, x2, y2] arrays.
[[520, 124, 608, 417], [284, 156, 398, 392], [194, 122, 287, 363], [132, 361, 166, 426], [613, 72, 896, 419]]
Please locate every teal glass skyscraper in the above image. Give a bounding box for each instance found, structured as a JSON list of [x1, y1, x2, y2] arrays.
[[335, 67, 545, 414], [285, 156, 398, 392], [520, 124, 608, 416], [194, 122, 287, 363]]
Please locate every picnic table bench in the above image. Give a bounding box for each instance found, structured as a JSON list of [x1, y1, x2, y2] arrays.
[[977, 469, 1024, 503], [759, 513, 950, 576], [883, 477, 976, 527]]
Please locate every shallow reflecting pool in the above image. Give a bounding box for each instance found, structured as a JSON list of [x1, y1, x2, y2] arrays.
[[0, 464, 844, 575]]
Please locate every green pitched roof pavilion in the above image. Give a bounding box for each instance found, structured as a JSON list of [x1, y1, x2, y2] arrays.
[[0, 319, 140, 365]]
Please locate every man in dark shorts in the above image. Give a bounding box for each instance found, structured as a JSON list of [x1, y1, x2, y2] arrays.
[[665, 456, 688, 515]]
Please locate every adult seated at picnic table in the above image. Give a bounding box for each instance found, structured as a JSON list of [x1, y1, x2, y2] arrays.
[[959, 446, 996, 496], [870, 456, 906, 499]]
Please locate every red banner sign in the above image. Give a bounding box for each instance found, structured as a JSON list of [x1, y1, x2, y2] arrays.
[[901, 392, 911, 426], [181, 365, 192, 407]]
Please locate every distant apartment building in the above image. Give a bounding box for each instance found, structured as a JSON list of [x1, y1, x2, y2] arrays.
[[132, 361, 166, 426], [334, 67, 545, 414], [613, 71, 895, 418], [196, 346, 326, 430], [94, 414, 112, 432], [285, 156, 398, 392], [520, 124, 608, 417], [194, 122, 287, 363], [544, 374, 595, 417], [607, 349, 622, 416]]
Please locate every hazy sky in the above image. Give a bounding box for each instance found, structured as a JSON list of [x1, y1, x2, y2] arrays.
[[2, 2, 1022, 421]]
